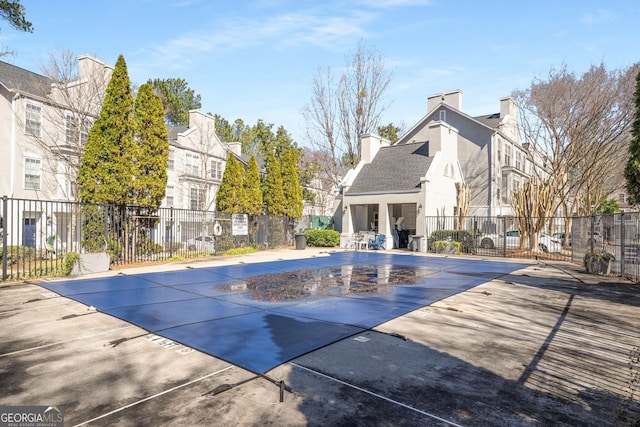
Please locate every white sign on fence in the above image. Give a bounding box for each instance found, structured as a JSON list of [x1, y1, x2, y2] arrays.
[[232, 213, 248, 236]]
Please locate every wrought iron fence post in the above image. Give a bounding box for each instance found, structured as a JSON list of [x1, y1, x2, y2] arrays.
[[2, 195, 7, 281], [169, 207, 174, 259], [620, 211, 626, 277], [501, 216, 507, 257], [590, 214, 595, 254]]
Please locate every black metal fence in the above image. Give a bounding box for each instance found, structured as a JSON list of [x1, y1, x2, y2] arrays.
[[423, 215, 572, 262], [1, 196, 293, 281], [423, 212, 640, 282], [571, 212, 640, 282], [4, 195, 639, 283]]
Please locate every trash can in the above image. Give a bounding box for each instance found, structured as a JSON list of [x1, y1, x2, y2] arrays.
[[295, 233, 307, 250]]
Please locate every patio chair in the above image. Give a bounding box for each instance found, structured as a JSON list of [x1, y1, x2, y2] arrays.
[[348, 232, 368, 250], [368, 234, 386, 250], [45, 235, 57, 259]]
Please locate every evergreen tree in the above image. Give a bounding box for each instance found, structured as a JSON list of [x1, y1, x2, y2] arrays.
[[147, 78, 201, 126], [213, 114, 234, 142], [263, 151, 286, 216], [0, 0, 33, 33], [377, 122, 402, 143], [273, 126, 296, 157], [281, 148, 303, 219], [132, 83, 169, 209], [215, 154, 246, 213], [244, 154, 263, 215], [79, 54, 136, 205], [625, 70, 640, 205]]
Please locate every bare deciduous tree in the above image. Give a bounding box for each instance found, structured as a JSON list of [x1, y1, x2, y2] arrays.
[[303, 41, 392, 185], [513, 63, 639, 242], [35, 50, 111, 200]]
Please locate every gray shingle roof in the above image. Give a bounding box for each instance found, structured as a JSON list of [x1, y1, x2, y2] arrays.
[[473, 112, 500, 129], [0, 61, 50, 96], [346, 142, 433, 194], [167, 125, 189, 142]]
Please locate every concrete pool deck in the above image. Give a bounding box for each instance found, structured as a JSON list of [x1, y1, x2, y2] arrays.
[[1, 248, 639, 426]]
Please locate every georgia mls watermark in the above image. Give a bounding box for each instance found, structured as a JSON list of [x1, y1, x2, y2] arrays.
[[0, 406, 64, 427]]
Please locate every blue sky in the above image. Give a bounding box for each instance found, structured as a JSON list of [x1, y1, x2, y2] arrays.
[[1, 0, 638, 145]]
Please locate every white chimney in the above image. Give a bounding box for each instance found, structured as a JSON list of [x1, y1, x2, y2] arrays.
[[499, 97, 520, 143], [427, 89, 463, 113], [360, 133, 390, 164], [226, 141, 242, 156]]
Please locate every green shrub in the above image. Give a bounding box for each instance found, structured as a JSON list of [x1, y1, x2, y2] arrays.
[[305, 229, 340, 247], [222, 246, 258, 256], [431, 240, 461, 254], [137, 238, 163, 255], [62, 252, 80, 276], [0, 246, 36, 264], [429, 229, 475, 253], [105, 233, 123, 262]]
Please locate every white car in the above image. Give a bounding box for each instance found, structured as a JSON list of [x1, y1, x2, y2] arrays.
[[187, 235, 216, 253], [479, 230, 562, 253]]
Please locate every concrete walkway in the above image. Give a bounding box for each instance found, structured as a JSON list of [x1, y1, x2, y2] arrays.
[[1, 248, 639, 426]]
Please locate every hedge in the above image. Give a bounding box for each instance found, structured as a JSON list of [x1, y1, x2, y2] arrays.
[[305, 229, 340, 247]]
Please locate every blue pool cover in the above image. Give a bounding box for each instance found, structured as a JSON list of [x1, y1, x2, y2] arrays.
[[39, 252, 527, 374]]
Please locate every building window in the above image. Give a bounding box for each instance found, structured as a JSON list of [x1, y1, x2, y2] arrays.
[[515, 151, 522, 171], [190, 186, 206, 210], [25, 102, 42, 137], [619, 193, 627, 204], [439, 110, 446, 122], [81, 118, 91, 144], [210, 159, 223, 180], [65, 113, 75, 144], [497, 140, 502, 165], [443, 163, 454, 178], [504, 144, 512, 167], [501, 174, 508, 204], [65, 114, 92, 145], [185, 152, 200, 177], [513, 178, 521, 192], [167, 149, 174, 170], [165, 185, 174, 207], [24, 157, 41, 190]]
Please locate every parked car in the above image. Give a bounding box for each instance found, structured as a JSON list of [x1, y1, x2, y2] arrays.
[[552, 232, 571, 246], [479, 230, 562, 253], [187, 235, 216, 253]]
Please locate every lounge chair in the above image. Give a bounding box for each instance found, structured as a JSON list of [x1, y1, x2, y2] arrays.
[[368, 234, 386, 250]]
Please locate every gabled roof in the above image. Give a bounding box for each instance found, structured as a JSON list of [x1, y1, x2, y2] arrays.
[[167, 125, 189, 142], [0, 61, 50, 97], [235, 152, 265, 170], [397, 103, 500, 145], [473, 112, 501, 129], [346, 142, 432, 194]]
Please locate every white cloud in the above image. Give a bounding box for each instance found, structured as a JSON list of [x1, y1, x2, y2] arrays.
[[580, 9, 614, 25], [136, 9, 376, 70]]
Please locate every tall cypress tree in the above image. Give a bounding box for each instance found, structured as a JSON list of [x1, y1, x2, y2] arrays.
[[281, 148, 303, 219], [79, 54, 136, 204], [625, 69, 640, 206], [263, 151, 286, 216], [132, 83, 169, 209], [244, 154, 263, 215], [216, 154, 246, 213]]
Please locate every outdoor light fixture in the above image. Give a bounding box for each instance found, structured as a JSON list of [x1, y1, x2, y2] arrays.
[[344, 205, 348, 212], [417, 203, 422, 212]]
